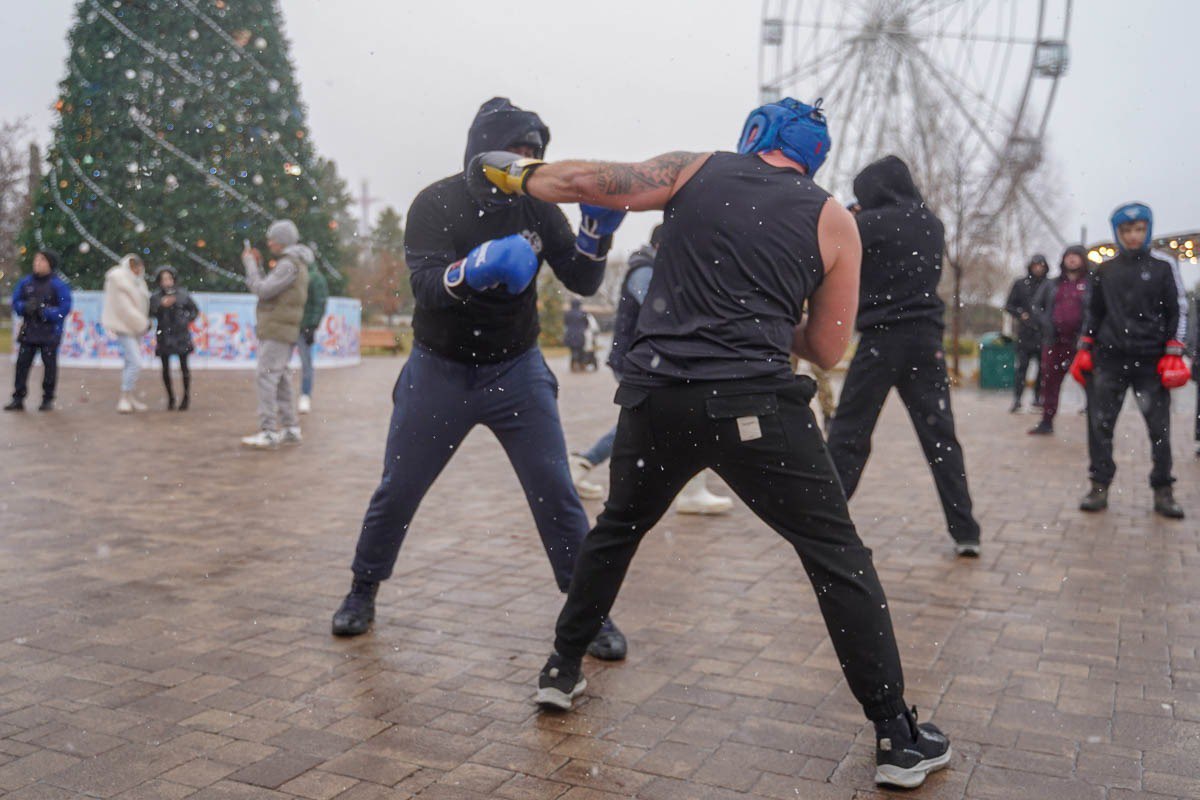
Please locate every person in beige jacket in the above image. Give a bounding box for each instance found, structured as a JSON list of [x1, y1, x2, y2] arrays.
[[102, 254, 151, 412], [240, 219, 310, 448]]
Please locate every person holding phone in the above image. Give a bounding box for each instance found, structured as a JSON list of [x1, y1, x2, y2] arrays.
[[150, 265, 199, 410]]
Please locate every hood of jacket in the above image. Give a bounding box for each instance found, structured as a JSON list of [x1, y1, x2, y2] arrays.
[[853, 155, 923, 210], [1058, 245, 1088, 276], [1026, 254, 1049, 277], [463, 97, 550, 169], [281, 243, 315, 267]]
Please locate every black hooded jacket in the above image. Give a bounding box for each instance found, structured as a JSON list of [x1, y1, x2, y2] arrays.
[[1004, 259, 1048, 352], [852, 156, 946, 333], [407, 98, 606, 364], [1083, 246, 1188, 360]]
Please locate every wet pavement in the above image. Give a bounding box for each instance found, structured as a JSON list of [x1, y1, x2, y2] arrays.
[[1, 354, 1198, 799]]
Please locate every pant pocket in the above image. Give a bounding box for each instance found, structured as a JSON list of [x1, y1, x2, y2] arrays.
[[705, 391, 788, 451]]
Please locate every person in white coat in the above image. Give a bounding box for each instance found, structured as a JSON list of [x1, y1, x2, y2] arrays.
[[102, 254, 151, 413]]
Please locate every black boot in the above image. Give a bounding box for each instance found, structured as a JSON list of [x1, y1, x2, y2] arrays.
[[874, 706, 952, 788], [38, 398, 54, 412], [585, 618, 628, 661], [331, 579, 379, 636], [4, 398, 25, 411], [1079, 481, 1109, 512], [167, 394, 176, 411], [1153, 486, 1185, 519], [1027, 420, 1053, 435], [178, 393, 189, 411]]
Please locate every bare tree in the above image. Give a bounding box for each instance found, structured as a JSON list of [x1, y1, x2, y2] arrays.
[[0, 119, 33, 299]]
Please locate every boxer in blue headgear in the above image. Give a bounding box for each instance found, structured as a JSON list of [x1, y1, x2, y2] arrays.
[[736, 97, 832, 176], [1110, 202, 1153, 253]]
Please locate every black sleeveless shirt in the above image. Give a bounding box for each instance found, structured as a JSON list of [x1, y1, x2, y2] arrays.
[[623, 152, 830, 384]]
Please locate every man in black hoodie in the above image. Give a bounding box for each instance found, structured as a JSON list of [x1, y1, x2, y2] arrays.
[[827, 155, 982, 556], [1005, 255, 1049, 412], [331, 99, 628, 660], [1071, 202, 1188, 518]]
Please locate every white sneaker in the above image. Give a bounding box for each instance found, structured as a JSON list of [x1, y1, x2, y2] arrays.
[[569, 453, 605, 500], [241, 430, 281, 449], [116, 394, 133, 414], [129, 395, 148, 412], [298, 394, 312, 414], [676, 474, 734, 515], [281, 427, 302, 445]]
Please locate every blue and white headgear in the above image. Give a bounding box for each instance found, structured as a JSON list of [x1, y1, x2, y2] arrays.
[[736, 98, 832, 176], [1110, 202, 1153, 253]]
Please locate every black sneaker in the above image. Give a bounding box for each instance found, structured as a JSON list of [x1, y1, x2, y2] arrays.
[[1153, 486, 1185, 519], [331, 579, 378, 636], [585, 618, 627, 661], [1079, 481, 1109, 512], [1027, 421, 1052, 435], [874, 707, 951, 789], [954, 541, 981, 558], [38, 398, 54, 412], [536, 652, 586, 711], [3, 399, 23, 411]]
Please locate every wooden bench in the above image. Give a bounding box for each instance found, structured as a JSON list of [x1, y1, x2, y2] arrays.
[[360, 328, 403, 355]]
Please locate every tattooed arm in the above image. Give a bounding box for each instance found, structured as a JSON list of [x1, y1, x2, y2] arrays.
[[524, 151, 712, 212]]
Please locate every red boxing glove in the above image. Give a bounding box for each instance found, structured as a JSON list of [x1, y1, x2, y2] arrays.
[[1158, 340, 1191, 389], [1069, 336, 1094, 385]]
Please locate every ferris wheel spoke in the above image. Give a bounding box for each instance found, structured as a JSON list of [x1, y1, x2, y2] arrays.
[[763, 35, 856, 94], [904, 39, 1016, 134]]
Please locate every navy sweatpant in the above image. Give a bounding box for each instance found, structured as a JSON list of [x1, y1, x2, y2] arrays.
[[351, 345, 587, 590]]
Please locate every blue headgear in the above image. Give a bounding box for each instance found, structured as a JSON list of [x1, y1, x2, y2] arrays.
[[1110, 202, 1153, 253], [736, 98, 832, 176]]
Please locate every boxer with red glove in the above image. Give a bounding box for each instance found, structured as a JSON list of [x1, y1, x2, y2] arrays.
[[1078, 201, 1188, 518]]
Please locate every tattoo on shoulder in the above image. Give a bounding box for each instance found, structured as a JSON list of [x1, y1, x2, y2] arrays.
[[596, 152, 702, 195]]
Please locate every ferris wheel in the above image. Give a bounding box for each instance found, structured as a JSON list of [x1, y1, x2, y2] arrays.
[[759, 0, 1072, 240]]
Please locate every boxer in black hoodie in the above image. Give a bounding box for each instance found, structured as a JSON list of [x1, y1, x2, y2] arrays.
[[330, 99, 627, 659], [827, 155, 982, 556]]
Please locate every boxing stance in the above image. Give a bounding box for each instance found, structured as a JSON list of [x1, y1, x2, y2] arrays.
[[470, 98, 951, 789], [332, 98, 627, 660]]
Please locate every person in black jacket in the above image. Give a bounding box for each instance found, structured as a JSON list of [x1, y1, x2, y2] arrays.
[[563, 298, 588, 371], [150, 266, 199, 410], [827, 155, 981, 556], [1028, 246, 1090, 435], [1005, 255, 1049, 412], [330, 98, 628, 661], [6, 250, 72, 412], [1070, 202, 1189, 518]]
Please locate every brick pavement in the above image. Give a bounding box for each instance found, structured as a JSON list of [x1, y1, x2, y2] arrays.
[[1, 354, 1198, 799]]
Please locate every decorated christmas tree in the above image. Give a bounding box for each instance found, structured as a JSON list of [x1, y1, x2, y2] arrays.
[[20, 0, 345, 292]]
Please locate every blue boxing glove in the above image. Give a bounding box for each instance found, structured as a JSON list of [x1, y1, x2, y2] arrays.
[[576, 204, 626, 261], [443, 234, 539, 299]]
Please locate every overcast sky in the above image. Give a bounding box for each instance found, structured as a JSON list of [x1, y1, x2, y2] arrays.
[[3, 1, 1198, 283]]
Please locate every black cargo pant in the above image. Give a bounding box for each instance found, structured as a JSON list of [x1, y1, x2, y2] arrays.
[[1088, 357, 1174, 488], [1014, 346, 1042, 404], [13, 341, 59, 403], [554, 375, 908, 722], [827, 326, 980, 544]]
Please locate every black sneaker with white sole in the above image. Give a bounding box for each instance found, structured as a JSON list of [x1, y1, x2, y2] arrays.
[[536, 652, 586, 711], [874, 707, 951, 789]]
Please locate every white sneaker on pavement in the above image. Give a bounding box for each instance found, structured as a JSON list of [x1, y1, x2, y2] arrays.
[[298, 394, 312, 414], [241, 430, 281, 449], [281, 427, 303, 445], [569, 453, 605, 499], [129, 395, 148, 412], [676, 472, 734, 515], [116, 394, 133, 414]]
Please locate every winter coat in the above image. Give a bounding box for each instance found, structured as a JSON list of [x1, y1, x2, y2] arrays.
[[150, 279, 199, 356], [563, 301, 588, 349], [300, 263, 329, 340], [101, 256, 151, 337], [608, 244, 655, 373], [1031, 246, 1090, 347], [243, 244, 311, 344], [1005, 267, 1047, 353], [13, 272, 72, 345], [1083, 247, 1188, 360], [851, 156, 947, 333]]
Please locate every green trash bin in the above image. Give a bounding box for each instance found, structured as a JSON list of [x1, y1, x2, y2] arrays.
[[978, 332, 1015, 390]]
